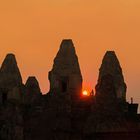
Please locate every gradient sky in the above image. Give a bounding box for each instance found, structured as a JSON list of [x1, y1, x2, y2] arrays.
[[0, 0, 140, 105]]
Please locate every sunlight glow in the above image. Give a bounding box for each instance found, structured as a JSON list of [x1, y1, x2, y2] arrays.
[[82, 90, 88, 96]]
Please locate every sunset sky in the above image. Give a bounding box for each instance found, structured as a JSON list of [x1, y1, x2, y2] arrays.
[[0, 0, 140, 105]]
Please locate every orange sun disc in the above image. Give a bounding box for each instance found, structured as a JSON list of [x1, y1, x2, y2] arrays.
[[83, 90, 88, 96]]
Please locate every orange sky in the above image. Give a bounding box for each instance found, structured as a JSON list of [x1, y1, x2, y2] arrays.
[[0, 0, 140, 105]]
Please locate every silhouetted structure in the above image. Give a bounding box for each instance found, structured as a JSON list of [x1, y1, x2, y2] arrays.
[[25, 76, 42, 104], [0, 40, 140, 140], [49, 39, 82, 100], [96, 51, 127, 101], [0, 54, 23, 104]]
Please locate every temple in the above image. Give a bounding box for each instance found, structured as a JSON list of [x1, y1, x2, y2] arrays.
[[0, 40, 140, 140]]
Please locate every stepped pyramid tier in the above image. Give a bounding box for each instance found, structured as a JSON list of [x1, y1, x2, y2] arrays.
[[25, 76, 41, 104], [49, 39, 83, 98], [0, 54, 23, 104], [95, 51, 127, 101]]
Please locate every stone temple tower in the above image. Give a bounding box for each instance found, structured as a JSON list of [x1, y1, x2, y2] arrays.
[[49, 39, 83, 99], [95, 51, 127, 101], [0, 54, 22, 104]]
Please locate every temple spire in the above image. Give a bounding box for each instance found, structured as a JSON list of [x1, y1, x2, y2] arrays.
[[49, 39, 82, 98]]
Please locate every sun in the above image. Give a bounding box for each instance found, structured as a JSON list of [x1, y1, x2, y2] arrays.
[[82, 90, 88, 96]]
